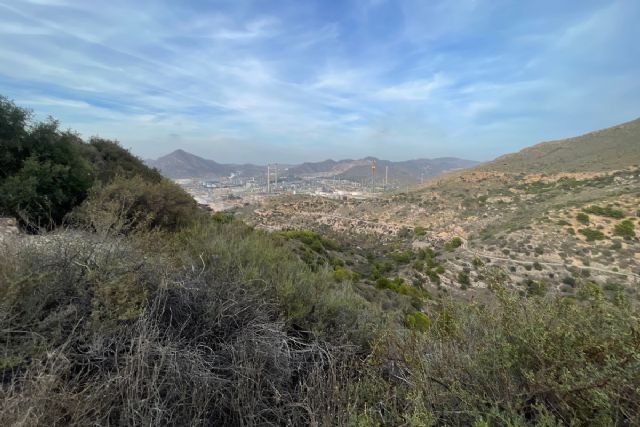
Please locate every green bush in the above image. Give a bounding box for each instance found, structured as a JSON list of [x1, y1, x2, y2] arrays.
[[526, 279, 547, 297], [332, 266, 351, 282], [613, 219, 635, 239], [579, 228, 605, 241], [576, 212, 590, 224], [583, 205, 625, 219], [0, 98, 95, 230], [0, 97, 167, 232], [457, 271, 471, 288], [73, 175, 202, 233], [390, 250, 413, 264], [79, 137, 163, 184], [444, 236, 463, 251], [375, 277, 430, 303], [351, 294, 640, 425], [472, 257, 484, 268], [280, 229, 339, 253], [404, 312, 430, 332]]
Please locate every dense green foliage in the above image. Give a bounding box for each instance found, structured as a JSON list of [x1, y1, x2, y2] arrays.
[[0, 97, 93, 229], [576, 212, 590, 224], [579, 227, 605, 241], [444, 236, 463, 251], [352, 294, 640, 425], [72, 175, 201, 233], [0, 96, 196, 232], [614, 219, 636, 239], [583, 204, 625, 219]]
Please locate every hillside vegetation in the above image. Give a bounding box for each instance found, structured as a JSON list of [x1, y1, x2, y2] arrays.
[[479, 117, 640, 174], [2, 97, 640, 426]]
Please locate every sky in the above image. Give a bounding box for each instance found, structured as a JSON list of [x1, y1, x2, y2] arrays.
[[0, 0, 639, 164]]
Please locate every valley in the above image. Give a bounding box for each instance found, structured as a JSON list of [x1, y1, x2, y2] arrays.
[[238, 120, 640, 306], [2, 98, 640, 427]]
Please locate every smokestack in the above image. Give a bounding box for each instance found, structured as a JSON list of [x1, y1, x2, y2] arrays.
[[385, 165, 388, 189], [267, 165, 270, 193]]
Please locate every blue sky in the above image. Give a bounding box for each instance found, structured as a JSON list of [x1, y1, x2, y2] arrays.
[[1, 0, 639, 163]]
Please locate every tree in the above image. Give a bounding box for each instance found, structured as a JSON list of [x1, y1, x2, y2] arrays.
[[0, 99, 94, 230]]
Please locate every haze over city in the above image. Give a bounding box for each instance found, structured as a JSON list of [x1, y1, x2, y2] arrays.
[[0, 0, 639, 163]]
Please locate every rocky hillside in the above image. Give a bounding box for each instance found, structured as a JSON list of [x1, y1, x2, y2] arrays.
[[479, 117, 640, 174]]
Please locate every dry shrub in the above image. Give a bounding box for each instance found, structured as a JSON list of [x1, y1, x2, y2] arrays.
[[0, 231, 358, 426]]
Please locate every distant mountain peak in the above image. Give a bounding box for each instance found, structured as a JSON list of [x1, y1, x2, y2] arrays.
[[146, 149, 479, 182]]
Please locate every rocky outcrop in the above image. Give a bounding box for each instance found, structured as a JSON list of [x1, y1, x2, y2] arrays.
[[0, 217, 19, 240]]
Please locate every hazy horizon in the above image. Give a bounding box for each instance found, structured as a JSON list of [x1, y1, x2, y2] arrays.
[[151, 147, 485, 165], [1, 0, 639, 164]]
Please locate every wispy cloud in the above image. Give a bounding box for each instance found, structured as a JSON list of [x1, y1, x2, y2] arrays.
[[375, 74, 451, 101], [0, 0, 638, 163]]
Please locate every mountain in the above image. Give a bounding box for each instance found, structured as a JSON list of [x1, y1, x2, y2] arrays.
[[479, 117, 640, 174], [333, 157, 479, 184], [289, 159, 342, 174], [148, 150, 479, 183], [146, 149, 263, 179]]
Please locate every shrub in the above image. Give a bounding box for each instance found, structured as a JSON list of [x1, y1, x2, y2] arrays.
[[526, 279, 547, 297], [404, 312, 430, 332], [610, 240, 623, 250], [0, 230, 357, 426], [0, 98, 165, 231], [426, 269, 441, 284], [72, 176, 202, 233], [0, 101, 95, 230], [79, 137, 163, 184], [375, 277, 430, 303], [576, 212, 590, 224], [579, 228, 605, 242], [352, 294, 640, 425], [332, 266, 351, 282], [472, 257, 484, 268], [414, 225, 426, 236], [583, 205, 625, 219], [390, 250, 413, 264], [280, 229, 339, 253], [444, 237, 463, 251], [613, 219, 635, 239], [457, 271, 470, 288]]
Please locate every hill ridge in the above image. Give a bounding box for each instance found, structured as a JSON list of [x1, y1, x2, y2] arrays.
[[480, 117, 640, 174]]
